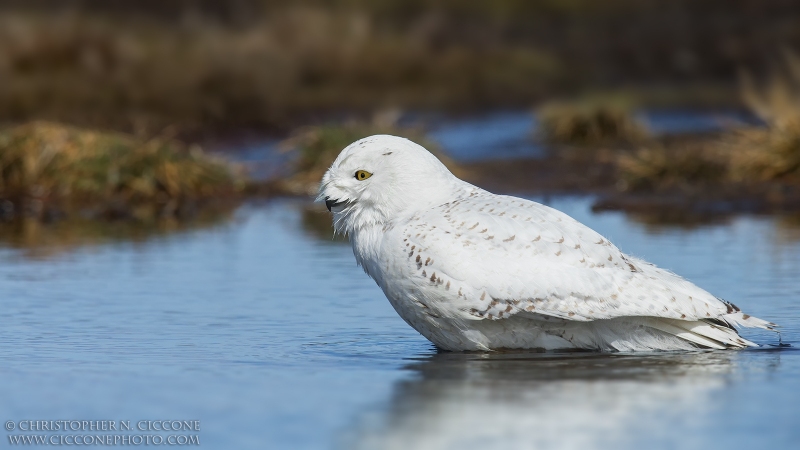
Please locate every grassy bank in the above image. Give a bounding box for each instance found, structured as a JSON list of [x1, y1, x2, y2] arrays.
[[0, 122, 246, 221], [465, 62, 800, 217], [0, 118, 457, 224]]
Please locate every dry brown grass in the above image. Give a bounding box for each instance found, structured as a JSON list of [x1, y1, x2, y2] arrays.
[[0, 122, 245, 220], [616, 127, 800, 193], [725, 127, 800, 182], [616, 143, 727, 192], [617, 53, 800, 192], [730, 52, 800, 182], [740, 51, 800, 130], [537, 101, 649, 146]]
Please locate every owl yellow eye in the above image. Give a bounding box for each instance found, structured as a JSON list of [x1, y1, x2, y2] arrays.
[[355, 170, 373, 181]]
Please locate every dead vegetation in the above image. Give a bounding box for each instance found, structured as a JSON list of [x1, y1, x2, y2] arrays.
[[616, 144, 727, 192], [0, 122, 245, 221], [537, 101, 649, 146], [614, 53, 800, 198]]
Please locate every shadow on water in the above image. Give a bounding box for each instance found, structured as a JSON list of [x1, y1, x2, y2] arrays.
[[0, 198, 344, 261], [0, 192, 797, 449], [615, 210, 800, 245], [342, 349, 786, 450], [613, 209, 784, 238], [612, 210, 736, 231]]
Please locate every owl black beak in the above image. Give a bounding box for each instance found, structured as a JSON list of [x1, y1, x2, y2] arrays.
[[325, 197, 346, 212]]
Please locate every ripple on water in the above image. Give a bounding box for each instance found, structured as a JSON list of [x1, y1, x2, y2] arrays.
[[0, 197, 798, 450]]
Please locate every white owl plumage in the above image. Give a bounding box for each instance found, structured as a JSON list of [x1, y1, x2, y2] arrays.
[[318, 135, 777, 351]]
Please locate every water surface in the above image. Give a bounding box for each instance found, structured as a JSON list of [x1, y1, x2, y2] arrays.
[[1, 197, 798, 449], [217, 109, 757, 169]]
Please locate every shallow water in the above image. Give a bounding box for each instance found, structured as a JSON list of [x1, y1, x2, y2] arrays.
[[427, 109, 757, 162], [217, 109, 757, 171], [1, 197, 799, 449], [429, 111, 545, 161]]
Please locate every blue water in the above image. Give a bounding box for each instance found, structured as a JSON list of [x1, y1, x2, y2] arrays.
[[216, 109, 760, 169], [638, 109, 761, 135], [1, 197, 799, 449], [429, 111, 545, 161], [427, 109, 757, 162]]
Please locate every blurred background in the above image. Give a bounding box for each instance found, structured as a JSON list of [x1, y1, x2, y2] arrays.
[[1, 0, 798, 130], [2, 0, 799, 126], [1, 1, 799, 450], [1, 0, 800, 223]]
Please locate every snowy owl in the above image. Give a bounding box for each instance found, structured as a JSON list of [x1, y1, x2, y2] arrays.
[[318, 135, 777, 351]]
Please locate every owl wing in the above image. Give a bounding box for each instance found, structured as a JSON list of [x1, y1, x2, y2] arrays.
[[383, 190, 774, 344]]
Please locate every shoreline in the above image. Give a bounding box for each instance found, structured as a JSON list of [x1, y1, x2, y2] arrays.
[[4, 111, 800, 225]]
